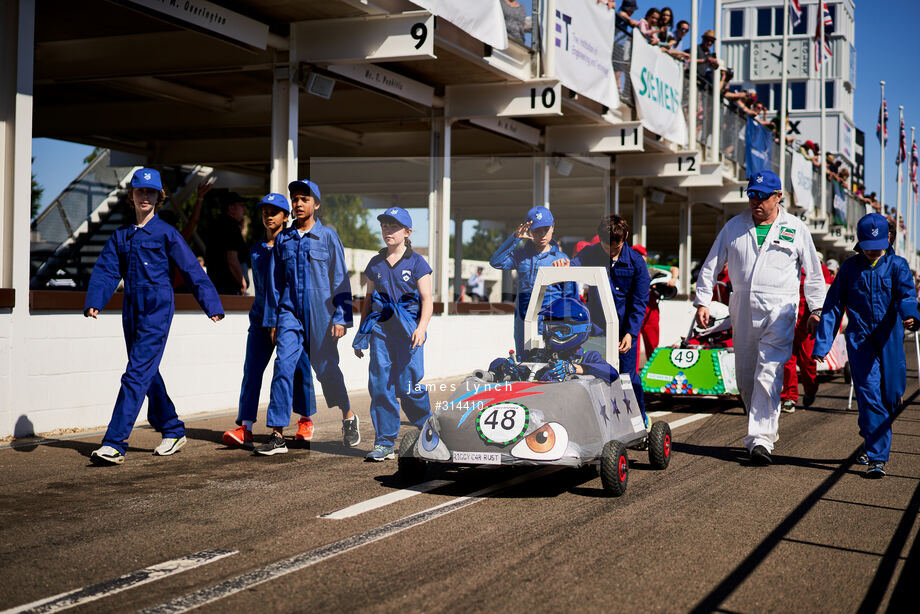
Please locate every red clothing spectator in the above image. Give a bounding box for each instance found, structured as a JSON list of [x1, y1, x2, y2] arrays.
[[781, 270, 818, 411], [574, 235, 600, 256], [633, 244, 660, 365]]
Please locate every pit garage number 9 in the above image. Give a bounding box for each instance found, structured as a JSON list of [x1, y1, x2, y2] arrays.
[[477, 402, 530, 446]]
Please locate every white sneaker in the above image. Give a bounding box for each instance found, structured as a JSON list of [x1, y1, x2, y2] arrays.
[[153, 436, 187, 456], [91, 445, 125, 465]]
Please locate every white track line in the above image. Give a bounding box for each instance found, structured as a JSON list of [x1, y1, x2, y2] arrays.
[[139, 467, 559, 614], [647, 411, 672, 418], [667, 413, 711, 429], [2, 549, 237, 614], [319, 479, 453, 519]]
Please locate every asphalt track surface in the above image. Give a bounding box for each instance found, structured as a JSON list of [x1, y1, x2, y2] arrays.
[[2, 347, 920, 613]]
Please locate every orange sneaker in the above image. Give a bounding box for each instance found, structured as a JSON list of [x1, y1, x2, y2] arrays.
[[223, 425, 253, 447], [295, 418, 314, 441]]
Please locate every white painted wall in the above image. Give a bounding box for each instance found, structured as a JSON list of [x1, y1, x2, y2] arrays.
[[0, 310, 514, 438]]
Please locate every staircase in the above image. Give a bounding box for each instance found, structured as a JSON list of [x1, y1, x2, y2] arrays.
[[30, 150, 213, 289]]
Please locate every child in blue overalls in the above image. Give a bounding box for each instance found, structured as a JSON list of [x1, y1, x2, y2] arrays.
[[490, 206, 576, 356], [257, 180, 356, 456], [84, 168, 224, 465], [353, 207, 433, 461], [813, 213, 920, 478], [222, 193, 315, 449]]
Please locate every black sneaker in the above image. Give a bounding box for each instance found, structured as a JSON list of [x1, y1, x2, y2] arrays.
[[254, 432, 288, 456], [342, 415, 361, 448], [750, 445, 773, 466], [856, 445, 869, 465], [866, 461, 886, 478], [802, 394, 816, 408], [781, 400, 796, 414]]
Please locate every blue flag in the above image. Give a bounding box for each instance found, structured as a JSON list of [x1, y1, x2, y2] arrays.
[[745, 117, 773, 178]]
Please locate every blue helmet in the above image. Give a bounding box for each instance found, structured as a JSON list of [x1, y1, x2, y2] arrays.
[[538, 297, 592, 351]]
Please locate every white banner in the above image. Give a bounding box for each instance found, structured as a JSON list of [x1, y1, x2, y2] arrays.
[[629, 30, 687, 145], [791, 152, 815, 212], [549, 0, 620, 111], [410, 0, 507, 49]]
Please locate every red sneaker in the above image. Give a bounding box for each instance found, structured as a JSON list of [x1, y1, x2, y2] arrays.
[[295, 418, 314, 441], [223, 425, 253, 447]]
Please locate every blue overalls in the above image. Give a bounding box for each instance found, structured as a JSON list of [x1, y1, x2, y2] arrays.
[[572, 243, 651, 419], [814, 249, 920, 462], [353, 248, 432, 447], [84, 215, 223, 454], [236, 242, 313, 425], [265, 219, 352, 428], [489, 235, 576, 355]]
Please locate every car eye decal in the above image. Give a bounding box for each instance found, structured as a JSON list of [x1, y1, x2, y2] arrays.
[[421, 421, 440, 452], [510, 423, 568, 461]]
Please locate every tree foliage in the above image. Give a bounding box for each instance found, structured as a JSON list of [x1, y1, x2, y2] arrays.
[[449, 223, 505, 261], [320, 194, 380, 250], [31, 157, 43, 219]]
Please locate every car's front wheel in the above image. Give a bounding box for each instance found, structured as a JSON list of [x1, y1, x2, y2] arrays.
[[397, 429, 427, 483], [600, 440, 628, 496]]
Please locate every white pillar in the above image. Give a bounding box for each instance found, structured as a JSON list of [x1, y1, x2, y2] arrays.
[[778, 0, 789, 182], [711, 0, 722, 162], [688, 0, 699, 148], [533, 155, 550, 206], [679, 201, 693, 296], [438, 119, 452, 304], [603, 160, 612, 219], [633, 191, 646, 247], [819, 16, 826, 218], [453, 215, 464, 302], [270, 51, 298, 193], [0, 0, 35, 435], [613, 176, 621, 215]]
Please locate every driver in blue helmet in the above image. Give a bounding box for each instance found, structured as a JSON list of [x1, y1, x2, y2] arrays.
[[488, 297, 618, 383]]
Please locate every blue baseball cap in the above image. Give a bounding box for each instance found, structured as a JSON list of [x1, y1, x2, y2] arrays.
[[746, 170, 782, 196], [131, 168, 162, 190], [258, 193, 290, 212], [856, 213, 890, 250], [377, 206, 413, 229], [526, 206, 554, 230], [288, 179, 321, 201]]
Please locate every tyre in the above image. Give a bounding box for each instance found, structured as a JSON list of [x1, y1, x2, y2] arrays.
[[648, 421, 672, 470], [397, 429, 426, 483], [600, 440, 628, 496], [843, 363, 851, 384]]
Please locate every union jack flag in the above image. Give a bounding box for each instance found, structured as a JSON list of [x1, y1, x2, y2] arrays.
[[814, 3, 833, 70], [791, 0, 803, 28], [898, 118, 907, 166], [878, 100, 888, 145], [911, 140, 919, 194]]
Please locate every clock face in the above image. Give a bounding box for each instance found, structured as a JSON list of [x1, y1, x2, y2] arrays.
[[752, 40, 782, 79], [787, 40, 810, 78]]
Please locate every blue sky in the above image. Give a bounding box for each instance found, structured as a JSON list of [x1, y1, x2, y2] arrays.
[[31, 1, 913, 226]]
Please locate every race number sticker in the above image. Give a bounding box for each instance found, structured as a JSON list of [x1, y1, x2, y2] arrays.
[[476, 402, 530, 446], [670, 348, 700, 369]]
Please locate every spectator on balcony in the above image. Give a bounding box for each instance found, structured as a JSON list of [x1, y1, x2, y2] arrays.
[[657, 7, 675, 47], [692, 30, 721, 84], [205, 192, 250, 295], [615, 0, 640, 30], [501, 0, 530, 44], [664, 19, 691, 60], [638, 8, 661, 45]]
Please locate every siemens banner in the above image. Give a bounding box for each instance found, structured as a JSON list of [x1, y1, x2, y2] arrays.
[[549, 0, 620, 111], [411, 0, 507, 49], [629, 30, 687, 145]]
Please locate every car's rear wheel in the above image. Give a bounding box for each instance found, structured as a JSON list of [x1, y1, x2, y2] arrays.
[[397, 429, 426, 483], [600, 440, 628, 496], [648, 421, 672, 469]]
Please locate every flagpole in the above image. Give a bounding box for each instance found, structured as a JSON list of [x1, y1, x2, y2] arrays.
[[779, 0, 789, 185], [881, 81, 886, 210], [819, 6, 827, 219], [909, 126, 914, 256], [897, 106, 904, 251]]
